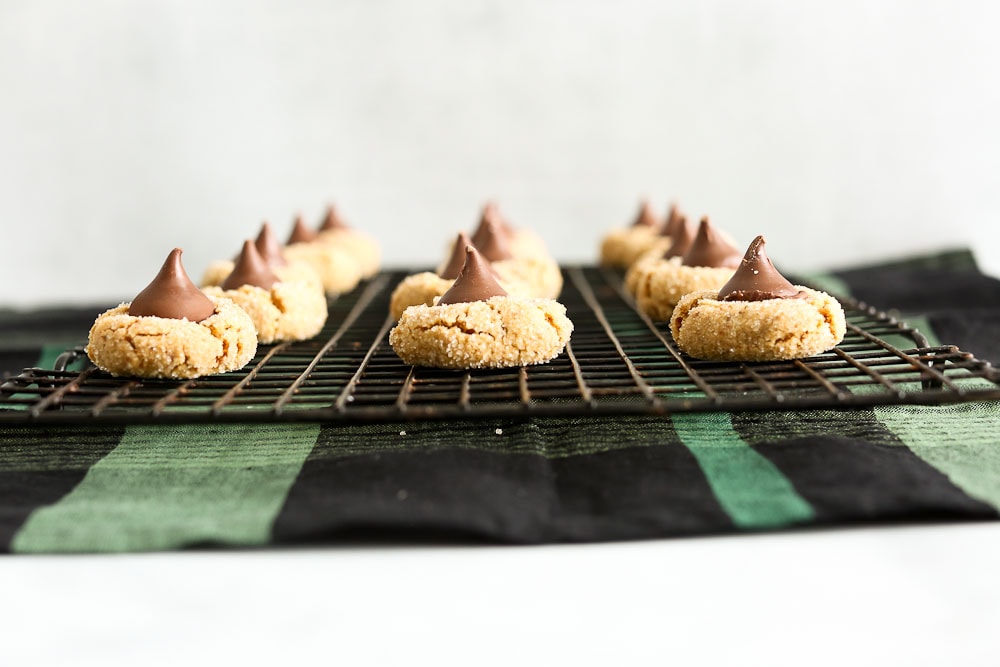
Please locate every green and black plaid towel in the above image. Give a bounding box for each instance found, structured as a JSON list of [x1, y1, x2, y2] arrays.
[[1, 248, 999, 553]]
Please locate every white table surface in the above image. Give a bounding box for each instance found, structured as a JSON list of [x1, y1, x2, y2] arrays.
[[5, 521, 998, 666]]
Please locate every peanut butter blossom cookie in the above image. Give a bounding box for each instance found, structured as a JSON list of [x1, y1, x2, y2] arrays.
[[599, 200, 662, 269], [87, 248, 257, 379], [283, 213, 363, 295], [203, 239, 328, 344], [389, 245, 574, 369], [670, 235, 847, 361], [315, 204, 381, 279], [627, 217, 741, 321]]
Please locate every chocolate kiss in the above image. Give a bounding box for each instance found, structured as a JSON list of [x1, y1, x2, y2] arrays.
[[469, 216, 513, 262], [319, 204, 350, 231], [632, 200, 658, 228], [682, 217, 742, 268], [222, 240, 279, 291], [660, 203, 683, 237], [129, 248, 216, 322], [287, 214, 318, 244], [438, 246, 509, 305], [439, 231, 476, 280], [663, 215, 696, 259], [254, 222, 288, 267], [718, 235, 801, 302], [472, 202, 514, 246]]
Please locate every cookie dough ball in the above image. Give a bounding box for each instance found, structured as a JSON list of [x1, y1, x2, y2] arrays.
[[670, 235, 847, 361], [389, 245, 573, 369], [316, 205, 381, 279], [203, 239, 327, 344], [86, 249, 257, 379]]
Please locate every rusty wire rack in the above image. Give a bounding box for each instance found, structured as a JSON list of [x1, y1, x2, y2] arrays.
[[2, 266, 999, 424]]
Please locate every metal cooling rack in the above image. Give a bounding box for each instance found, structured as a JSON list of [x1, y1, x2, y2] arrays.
[[2, 266, 999, 424]]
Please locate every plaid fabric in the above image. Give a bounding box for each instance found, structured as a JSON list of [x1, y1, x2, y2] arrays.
[[1, 250, 999, 553]]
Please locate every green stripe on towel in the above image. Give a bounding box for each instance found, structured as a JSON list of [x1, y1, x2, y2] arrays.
[[874, 402, 1000, 512], [11, 423, 319, 553], [672, 412, 815, 528], [808, 271, 1000, 511]]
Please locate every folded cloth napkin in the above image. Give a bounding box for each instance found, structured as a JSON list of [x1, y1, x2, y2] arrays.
[[1, 249, 998, 553]]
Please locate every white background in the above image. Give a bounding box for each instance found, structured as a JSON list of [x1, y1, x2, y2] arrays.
[[3, 3, 1000, 664], [3, 524, 1000, 666], [1, 0, 999, 306]]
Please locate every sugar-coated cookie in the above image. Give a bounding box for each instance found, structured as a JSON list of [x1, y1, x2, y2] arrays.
[[283, 240, 362, 295], [631, 261, 737, 321], [87, 249, 257, 379], [493, 257, 563, 299], [389, 245, 573, 369], [390, 297, 574, 369], [669, 236, 847, 361], [316, 205, 381, 279], [203, 239, 327, 343], [599, 201, 662, 269]]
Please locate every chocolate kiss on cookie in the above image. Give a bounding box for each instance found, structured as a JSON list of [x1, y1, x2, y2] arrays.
[[682, 217, 742, 268], [222, 240, 279, 291], [319, 204, 349, 231], [287, 214, 319, 244], [663, 215, 696, 259], [438, 246, 509, 305], [255, 222, 288, 267], [470, 216, 514, 262], [632, 200, 659, 228], [129, 248, 216, 322], [719, 235, 802, 302], [440, 231, 476, 280], [472, 202, 515, 246], [660, 203, 683, 237]]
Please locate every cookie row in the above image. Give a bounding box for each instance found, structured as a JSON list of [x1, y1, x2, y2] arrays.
[[86, 206, 380, 379], [601, 201, 846, 362]]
